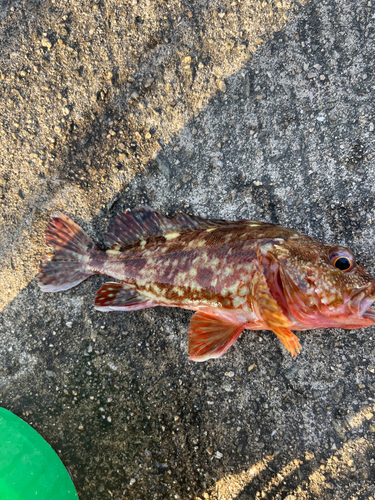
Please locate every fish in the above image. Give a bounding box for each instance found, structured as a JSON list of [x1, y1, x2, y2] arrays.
[[37, 205, 375, 361]]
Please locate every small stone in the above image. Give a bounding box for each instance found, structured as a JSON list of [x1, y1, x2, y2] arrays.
[[206, 447, 213, 455], [187, 11, 193, 18], [46, 370, 56, 378], [66, 321, 72, 328], [78, 425, 84, 430], [215, 451, 223, 459], [307, 72, 316, 79], [248, 364, 256, 372], [217, 80, 226, 93], [129, 478, 136, 486], [130, 91, 139, 100], [144, 77, 154, 88], [369, 123, 374, 132], [145, 132, 151, 139], [41, 38, 52, 49], [319, 74, 326, 80], [253, 180, 263, 186], [369, 424, 375, 433], [225, 371, 235, 377], [62, 107, 70, 116], [192, 128, 197, 136], [184, 56, 192, 63], [107, 416, 112, 422]]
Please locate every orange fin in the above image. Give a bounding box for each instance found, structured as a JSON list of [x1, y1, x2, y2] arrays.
[[94, 283, 155, 311], [252, 245, 301, 356], [188, 312, 245, 362], [272, 327, 301, 357]]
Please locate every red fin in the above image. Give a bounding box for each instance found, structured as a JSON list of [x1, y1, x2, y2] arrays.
[[94, 283, 155, 311], [252, 245, 301, 356], [38, 212, 95, 292], [272, 327, 301, 357], [104, 205, 182, 247], [188, 312, 245, 362], [104, 204, 229, 248]]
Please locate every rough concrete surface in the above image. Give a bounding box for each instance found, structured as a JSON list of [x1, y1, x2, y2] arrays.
[[1, 0, 375, 498]]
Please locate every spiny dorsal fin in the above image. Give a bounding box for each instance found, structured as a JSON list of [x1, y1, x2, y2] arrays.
[[104, 205, 226, 248]]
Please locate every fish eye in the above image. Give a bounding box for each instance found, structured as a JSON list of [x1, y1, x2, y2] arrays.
[[333, 256, 351, 271], [328, 247, 355, 272]]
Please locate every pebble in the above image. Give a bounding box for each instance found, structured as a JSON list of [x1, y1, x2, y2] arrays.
[[62, 107, 70, 116], [248, 364, 256, 372], [215, 451, 223, 459], [144, 77, 154, 88], [41, 38, 52, 49], [130, 91, 139, 100], [66, 321, 73, 328], [225, 371, 234, 377], [369, 123, 374, 132], [187, 11, 193, 18], [217, 80, 226, 93]]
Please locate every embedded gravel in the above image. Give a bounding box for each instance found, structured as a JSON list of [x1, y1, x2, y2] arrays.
[[1, 0, 375, 499]]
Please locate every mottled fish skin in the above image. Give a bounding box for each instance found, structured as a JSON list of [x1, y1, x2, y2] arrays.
[[38, 206, 375, 361]]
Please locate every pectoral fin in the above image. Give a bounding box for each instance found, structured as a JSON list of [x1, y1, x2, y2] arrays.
[[271, 326, 301, 357], [188, 312, 245, 362], [252, 245, 301, 356]]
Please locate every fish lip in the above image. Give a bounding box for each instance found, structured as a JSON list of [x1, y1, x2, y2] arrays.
[[358, 286, 375, 318]]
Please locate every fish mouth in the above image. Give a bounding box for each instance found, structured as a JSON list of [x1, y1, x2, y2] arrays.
[[363, 301, 375, 319], [354, 285, 375, 319]]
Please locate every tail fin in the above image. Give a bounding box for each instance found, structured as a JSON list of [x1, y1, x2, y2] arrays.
[[37, 212, 95, 292]]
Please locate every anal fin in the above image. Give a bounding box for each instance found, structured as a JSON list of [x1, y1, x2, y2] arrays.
[[188, 311, 245, 362], [94, 283, 155, 311]]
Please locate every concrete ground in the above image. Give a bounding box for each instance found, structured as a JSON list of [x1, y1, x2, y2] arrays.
[[1, 0, 375, 498]]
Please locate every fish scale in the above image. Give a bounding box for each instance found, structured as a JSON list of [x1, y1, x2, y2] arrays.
[[38, 205, 375, 362]]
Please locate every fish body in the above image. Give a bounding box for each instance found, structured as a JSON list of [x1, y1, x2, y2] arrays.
[[38, 206, 375, 361]]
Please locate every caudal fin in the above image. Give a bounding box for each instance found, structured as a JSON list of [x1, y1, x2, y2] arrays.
[[37, 212, 95, 292]]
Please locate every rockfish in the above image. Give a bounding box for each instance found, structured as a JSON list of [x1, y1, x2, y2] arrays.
[[38, 206, 375, 361]]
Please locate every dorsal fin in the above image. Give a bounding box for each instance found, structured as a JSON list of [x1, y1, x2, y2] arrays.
[[104, 205, 182, 247], [104, 205, 226, 248]]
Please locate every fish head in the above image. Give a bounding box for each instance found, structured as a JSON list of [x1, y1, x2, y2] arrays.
[[266, 236, 375, 330]]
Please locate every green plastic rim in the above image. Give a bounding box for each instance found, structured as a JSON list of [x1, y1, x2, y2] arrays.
[[0, 407, 78, 499]]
